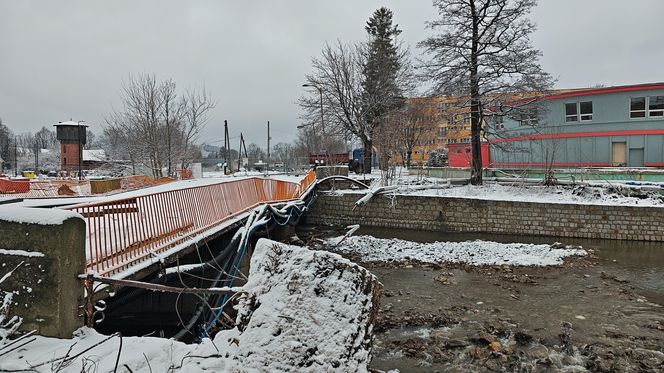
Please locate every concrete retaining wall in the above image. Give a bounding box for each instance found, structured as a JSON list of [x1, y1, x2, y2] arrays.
[[306, 192, 664, 241], [0, 208, 86, 338]]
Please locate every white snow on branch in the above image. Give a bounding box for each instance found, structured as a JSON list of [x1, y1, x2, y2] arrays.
[[0, 249, 45, 258], [0, 262, 25, 285]]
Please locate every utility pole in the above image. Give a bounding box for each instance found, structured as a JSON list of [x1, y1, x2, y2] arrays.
[[14, 136, 17, 177], [238, 133, 248, 172], [34, 141, 39, 173], [238, 133, 242, 172], [224, 120, 229, 174], [266, 121, 271, 176]]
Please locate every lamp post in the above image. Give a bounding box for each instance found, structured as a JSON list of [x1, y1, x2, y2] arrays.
[[302, 84, 328, 165]]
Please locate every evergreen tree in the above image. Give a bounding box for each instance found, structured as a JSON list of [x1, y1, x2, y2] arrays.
[[361, 7, 405, 172]]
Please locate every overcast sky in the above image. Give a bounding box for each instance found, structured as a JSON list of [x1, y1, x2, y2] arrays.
[[1, 0, 663, 147]]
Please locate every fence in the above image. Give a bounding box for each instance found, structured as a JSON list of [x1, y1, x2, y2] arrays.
[[0, 178, 30, 193], [65, 170, 316, 276]]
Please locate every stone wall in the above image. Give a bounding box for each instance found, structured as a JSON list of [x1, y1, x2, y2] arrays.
[[306, 192, 664, 241], [0, 208, 86, 338]]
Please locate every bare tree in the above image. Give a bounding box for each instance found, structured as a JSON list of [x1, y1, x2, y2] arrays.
[[419, 0, 553, 184], [246, 143, 265, 168], [160, 79, 184, 176], [105, 74, 215, 177], [34, 126, 56, 150], [299, 41, 366, 164], [178, 88, 216, 170], [272, 142, 296, 171], [397, 99, 440, 168]]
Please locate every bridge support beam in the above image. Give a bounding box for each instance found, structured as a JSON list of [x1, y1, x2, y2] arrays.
[[0, 207, 86, 338]]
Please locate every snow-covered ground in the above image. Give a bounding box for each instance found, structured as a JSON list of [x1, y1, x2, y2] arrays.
[[341, 167, 664, 207], [335, 181, 664, 207], [408, 183, 664, 207], [0, 239, 380, 372], [328, 235, 587, 266]]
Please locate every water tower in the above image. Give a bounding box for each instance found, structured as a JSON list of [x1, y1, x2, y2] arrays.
[[54, 120, 87, 177]]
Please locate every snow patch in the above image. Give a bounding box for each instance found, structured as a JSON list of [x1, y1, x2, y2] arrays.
[[0, 206, 82, 225], [329, 235, 586, 267]]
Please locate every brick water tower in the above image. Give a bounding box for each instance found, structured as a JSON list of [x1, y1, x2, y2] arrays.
[[54, 120, 87, 178]]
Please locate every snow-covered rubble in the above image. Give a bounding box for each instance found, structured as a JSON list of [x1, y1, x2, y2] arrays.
[[329, 235, 587, 267], [0, 239, 382, 372]]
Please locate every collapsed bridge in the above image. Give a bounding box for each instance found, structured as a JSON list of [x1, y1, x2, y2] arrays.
[[0, 171, 317, 338]]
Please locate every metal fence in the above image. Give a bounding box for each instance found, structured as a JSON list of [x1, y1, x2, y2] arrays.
[[64, 170, 316, 276]]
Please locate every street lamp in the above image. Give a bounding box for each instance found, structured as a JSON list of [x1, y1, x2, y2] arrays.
[[302, 83, 328, 164]]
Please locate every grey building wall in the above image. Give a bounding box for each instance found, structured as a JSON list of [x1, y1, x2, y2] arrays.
[[491, 86, 664, 167]]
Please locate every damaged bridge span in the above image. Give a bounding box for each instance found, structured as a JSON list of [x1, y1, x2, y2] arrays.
[[0, 171, 317, 338]]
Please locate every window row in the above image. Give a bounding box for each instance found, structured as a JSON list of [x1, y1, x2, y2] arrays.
[[630, 96, 664, 118], [564, 96, 664, 122]]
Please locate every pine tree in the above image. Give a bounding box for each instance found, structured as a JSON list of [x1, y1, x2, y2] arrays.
[[361, 7, 404, 173]]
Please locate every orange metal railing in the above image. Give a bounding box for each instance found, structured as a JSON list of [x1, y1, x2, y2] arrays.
[[65, 170, 316, 276]]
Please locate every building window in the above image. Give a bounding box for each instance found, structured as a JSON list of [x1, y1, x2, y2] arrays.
[[515, 108, 538, 126], [630, 97, 646, 118], [565, 103, 578, 122], [489, 114, 504, 128], [649, 96, 664, 117], [580, 101, 593, 121]]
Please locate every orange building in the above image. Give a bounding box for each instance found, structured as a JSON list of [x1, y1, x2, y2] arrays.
[[390, 96, 473, 165]]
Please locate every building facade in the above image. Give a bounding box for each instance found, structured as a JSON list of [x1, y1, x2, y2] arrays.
[[489, 83, 664, 168], [391, 96, 473, 166]]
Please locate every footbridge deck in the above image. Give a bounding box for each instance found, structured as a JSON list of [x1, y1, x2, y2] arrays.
[[62, 171, 316, 278]]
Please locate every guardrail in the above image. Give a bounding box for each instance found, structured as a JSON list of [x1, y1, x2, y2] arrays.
[[65, 170, 316, 276]]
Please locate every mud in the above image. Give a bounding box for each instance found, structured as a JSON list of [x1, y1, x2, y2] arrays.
[[299, 225, 664, 372]]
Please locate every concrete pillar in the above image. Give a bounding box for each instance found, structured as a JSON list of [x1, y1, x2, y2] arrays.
[[0, 208, 86, 338]]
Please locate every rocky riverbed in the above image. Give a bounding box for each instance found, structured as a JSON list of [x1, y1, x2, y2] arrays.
[[301, 226, 664, 372], [369, 262, 663, 372]]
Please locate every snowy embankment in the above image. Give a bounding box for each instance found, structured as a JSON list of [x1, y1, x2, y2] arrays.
[[0, 239, 381, 372], [417, 183, 664, 207], [328, 235, 586, 267], [343, 168, 664, 206]]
